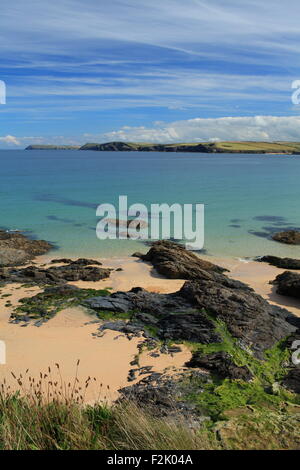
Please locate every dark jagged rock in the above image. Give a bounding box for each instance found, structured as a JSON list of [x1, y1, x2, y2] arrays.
[[186, 351, 253, 381], [0, 263, 111, 285], [119, 371, 211, 422], [282, 368, 300, 394], [0, 230, 53, 266], [140, 240, 228, 279], [50, 258, 73, 264], [257, 255, 300, 270], [85, 295, 133, 313], [272, 230, 300, 245], [98, 320, 143, 336], [179, 280, 295, 358], [131, 252, 144, 258], [50, 258, 102, 266], [271, 271, 300, 299], [87, 278, 297, 358], [86, 287, 195, 316], [157, 313, 220, 344]]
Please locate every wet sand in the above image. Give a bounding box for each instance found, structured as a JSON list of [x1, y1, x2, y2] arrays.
[[0, 254, 299, 403]]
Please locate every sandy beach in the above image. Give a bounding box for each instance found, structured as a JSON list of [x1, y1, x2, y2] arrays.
[[0, 254, 299, 403]]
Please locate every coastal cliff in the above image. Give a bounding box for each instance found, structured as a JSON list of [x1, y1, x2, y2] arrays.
[[25, 145, 80, 150], [25, 141, 300, 154]]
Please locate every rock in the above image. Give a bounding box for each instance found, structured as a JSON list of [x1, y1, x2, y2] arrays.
[[271, 271, 300, 299], [0, 248, 31, 267], [127, 369, 138, 382], [44, 284, 82, 296], [86, 277, 297, 358], [70, 258, 102, 266], [50, 258, 73, 264], [179, 280, 295, 358], [282, 368, 300, 394], [51, 258, 102, 265], [185, 351, 253, 381], [0, 263, 111, 285], [168, 346, 182, 354], [157, 313, 220, 344], [256, 255, 300, 270], [118, 370, 211, 423], [98, 321, 142, 336], [272, 230, 300, 245], [139, 240, 228, 279], [131, 252, 144, 258], [85, 295, 132, 313], [0, 230, 53, 263]]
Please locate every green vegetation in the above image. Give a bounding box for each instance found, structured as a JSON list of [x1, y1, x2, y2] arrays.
[[77, 140, 300, 154], [5, 292, 300, 449], [11, 287, 111, 322], [182, 319, 298, 420], [0, 391, 299, 450]]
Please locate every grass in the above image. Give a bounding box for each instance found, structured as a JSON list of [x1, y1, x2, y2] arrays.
[[3, 297, 300, 450], [0, 367, 216, 450], [0, 378, 299, 450], [79, 141, 300, 154]]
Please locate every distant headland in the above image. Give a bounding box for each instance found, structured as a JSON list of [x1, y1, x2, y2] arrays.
[[25, 141, 300, 154]]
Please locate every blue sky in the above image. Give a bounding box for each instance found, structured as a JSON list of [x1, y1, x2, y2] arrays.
[[1, 0, 300, 147]]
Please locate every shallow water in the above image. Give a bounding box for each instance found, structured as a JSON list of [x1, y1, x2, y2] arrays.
[[1, 149, 300, 259]]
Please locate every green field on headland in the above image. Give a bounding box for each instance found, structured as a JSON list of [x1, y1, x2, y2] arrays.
[[25, 141, 300, 153]]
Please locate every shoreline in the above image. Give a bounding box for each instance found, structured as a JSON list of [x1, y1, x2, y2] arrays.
[[0, 251, 299, 403]]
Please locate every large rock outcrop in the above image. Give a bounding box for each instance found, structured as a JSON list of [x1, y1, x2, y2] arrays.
[[139, 240, 227, 279], [271, 271, 300, 299], [0, 230, 53, 266], [86, 274, 296, 359]]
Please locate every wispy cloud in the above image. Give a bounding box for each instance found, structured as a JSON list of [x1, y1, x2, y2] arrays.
[[1, 1, 300, 139]]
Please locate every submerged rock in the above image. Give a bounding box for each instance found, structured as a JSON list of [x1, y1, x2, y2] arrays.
[[139, 240, 228, 279], [257, 255, 300, 270], [271, 271, 300, 299], [272, 230, 300, 245]]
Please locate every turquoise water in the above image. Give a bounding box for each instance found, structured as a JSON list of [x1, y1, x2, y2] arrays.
[[1, 149, 300, 259]]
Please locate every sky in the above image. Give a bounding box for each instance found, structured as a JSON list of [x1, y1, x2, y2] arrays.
[[1, 0, 300, 147]]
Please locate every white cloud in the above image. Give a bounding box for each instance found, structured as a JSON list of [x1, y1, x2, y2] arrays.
[[3, 115, 300, 148], [102, 116, 300, 143], [0, 135, 21, 146]]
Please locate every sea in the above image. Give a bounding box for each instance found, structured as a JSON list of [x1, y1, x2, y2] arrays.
[[1, 149, 300, 260]]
